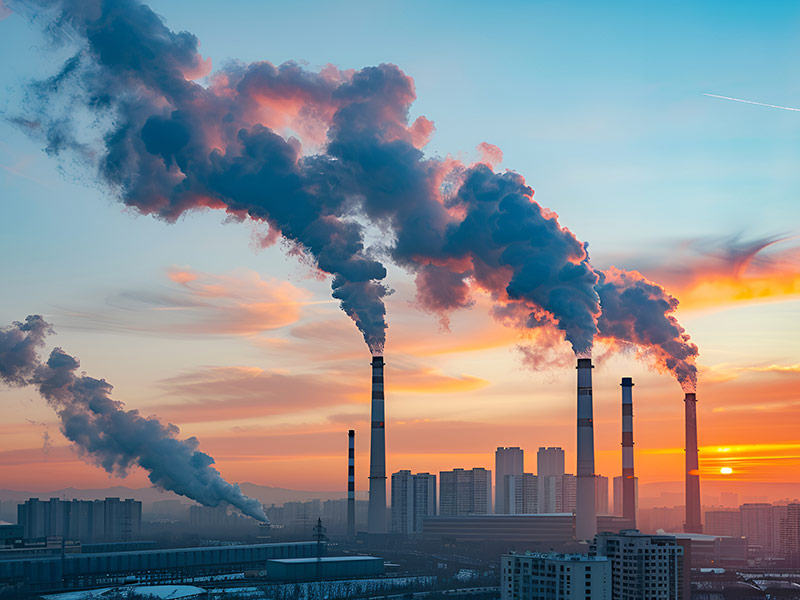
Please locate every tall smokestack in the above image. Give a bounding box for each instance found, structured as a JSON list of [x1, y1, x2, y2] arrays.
[[575, 357, 597, 541], [347, 429, 356, 537], [621, 377, 636, 528], [684, 392, 702, 533], [368, 356, 388, 534]]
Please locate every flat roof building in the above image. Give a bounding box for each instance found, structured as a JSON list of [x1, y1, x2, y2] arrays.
[[501, 552, 610, 600]]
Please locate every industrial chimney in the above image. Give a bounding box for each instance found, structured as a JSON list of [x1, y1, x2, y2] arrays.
[[684, 392, 702, 533], [575, 357, 597, 541], [367, 356, 388, 534], [347, 429, 355, 537], [621, 377, 636, 528]]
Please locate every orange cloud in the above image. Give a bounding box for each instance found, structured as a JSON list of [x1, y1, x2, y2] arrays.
[[638, 235, 800, 310]]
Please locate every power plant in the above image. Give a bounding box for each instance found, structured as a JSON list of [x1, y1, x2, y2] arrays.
[[684, 392, 702, 533], [620, 377, 636, 528], [368, 356, 388, 534], [575, 357, 597, 541], [356, 352, 695, 542], [348, 429, 356, 537]]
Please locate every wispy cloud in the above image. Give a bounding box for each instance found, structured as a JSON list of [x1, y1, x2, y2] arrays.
[[56, 267, 316, 337], [703, 93, 800, 113]]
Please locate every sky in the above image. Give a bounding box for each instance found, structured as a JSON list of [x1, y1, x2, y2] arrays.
[[0, 0, 799, 506]]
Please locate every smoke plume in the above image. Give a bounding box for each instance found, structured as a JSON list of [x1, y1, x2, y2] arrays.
[[8, 0, 698, 382], [0, 317, 268, 522], [596, 268, 699, 391]]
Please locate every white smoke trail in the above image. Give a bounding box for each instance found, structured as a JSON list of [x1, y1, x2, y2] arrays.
[[703, 93, 800, 112]]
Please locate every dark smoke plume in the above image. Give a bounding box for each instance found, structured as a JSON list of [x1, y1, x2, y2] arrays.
[[596, 268, 699, 391], [8, 0, 698, 382], [0, 317, 268, 521]]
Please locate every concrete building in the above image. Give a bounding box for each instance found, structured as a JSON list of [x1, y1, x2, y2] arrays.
[[704, 510, 741, 538], [501, 552, 611, 600], [17, 498, 141, 543], [595, 476, 609, 516], [439, 468, 492, 516], [740, 503, 775, 554], [537, 475, 575, 514], [778, 503, 800, 561], [612, 475, 638, 519], [537, 447, 565, 477], [504, 473, 539, 515], [495, 447, 524, 515], [265, 556, 384, 581], [592, 530, 686, 600], [390, 470, 436, 534], [0, 541, 320, 594]]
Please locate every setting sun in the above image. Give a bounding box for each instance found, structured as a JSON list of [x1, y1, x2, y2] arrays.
[[720, 467, 734, 475]]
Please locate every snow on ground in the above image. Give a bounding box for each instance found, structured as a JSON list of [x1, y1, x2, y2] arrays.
[[43, 584, 206, 600]]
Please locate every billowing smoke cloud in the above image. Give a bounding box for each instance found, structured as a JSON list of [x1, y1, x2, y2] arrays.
[[8, 0, 698, 381], [0, 317, 268, 522], [596, 268, 699, 391]]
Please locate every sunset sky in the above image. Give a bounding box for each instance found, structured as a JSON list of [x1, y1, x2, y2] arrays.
[[1, 0, 799, 506]]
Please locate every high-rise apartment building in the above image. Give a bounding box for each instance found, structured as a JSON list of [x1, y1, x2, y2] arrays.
[[740, 503, 776, 554], [537, 447, 565, 477], [390, 470, 436, 534], [613, 476, 639, 519], [595, 476, 609, 516], [17, 498, 141, 542], [504, 473, 539, 514], [501, 552, 611, 600], [704, 510, 741, 537], [496, 447, 524, 515], [778, 504, 800, 562], [439, 468, 492, 516], [592, 530, 685, 600]]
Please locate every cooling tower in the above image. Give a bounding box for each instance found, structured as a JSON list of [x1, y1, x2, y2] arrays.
[[347, 429, 355, 537], [575, 357, 597, 541], [684, 392, 702, 533], [367, 356, 388, 534], [621, 377, 636, 528]]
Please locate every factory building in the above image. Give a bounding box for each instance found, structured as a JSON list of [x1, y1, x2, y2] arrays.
[[0, 541, 320, 594], [439, 468, 492, 516], [422, 514, 630, 544], [501, 552, 611, 600], [265, 556, 384, 581]]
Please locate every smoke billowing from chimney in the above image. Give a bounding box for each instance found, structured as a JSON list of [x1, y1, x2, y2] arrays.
[[0, 317, 268, 522], [596, 268, 698, 390], [9, 0, 698, 373]]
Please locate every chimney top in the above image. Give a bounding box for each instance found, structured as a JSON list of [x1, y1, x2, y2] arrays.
[[576, 358, 593, 368], [621, 377, 634, 387], [684, 392, 697, 401], [348, 429, 355, 436]]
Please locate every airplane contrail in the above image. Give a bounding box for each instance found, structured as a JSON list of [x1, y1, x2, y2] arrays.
[[703, 93, 800, 112]]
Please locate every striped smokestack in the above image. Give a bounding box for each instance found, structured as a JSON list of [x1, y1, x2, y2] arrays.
[[621, 377, 636, 528], [684, 392, 702, 533], [367, 356, 388, 534], [347, 429, 355, 537], [575, 357, 597, 541]]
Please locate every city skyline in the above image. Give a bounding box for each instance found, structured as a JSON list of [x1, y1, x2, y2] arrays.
[[1, 0, 799, 505]]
